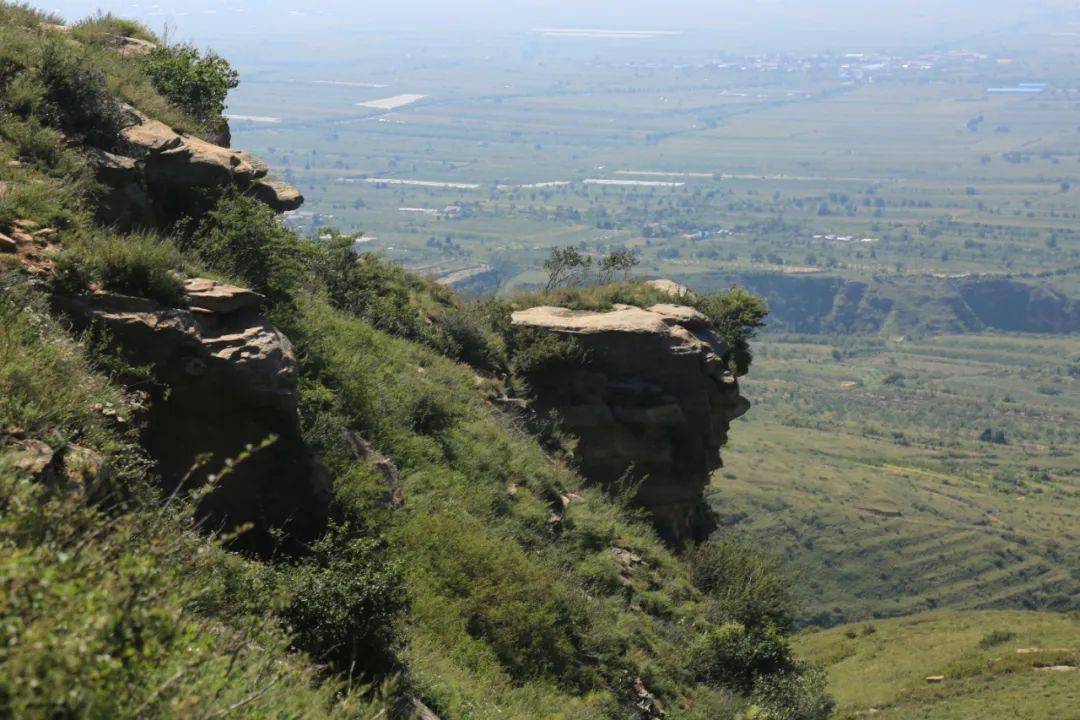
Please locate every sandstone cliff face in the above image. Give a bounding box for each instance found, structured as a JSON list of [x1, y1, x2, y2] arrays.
[[54, 278, 329, 553], [511, 300, 749, 543], [3, 214, 326, 553]]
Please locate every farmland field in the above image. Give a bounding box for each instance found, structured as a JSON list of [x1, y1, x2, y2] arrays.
[[220, 29, 1080, 303]]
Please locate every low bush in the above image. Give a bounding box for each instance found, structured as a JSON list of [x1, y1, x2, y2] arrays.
[[72, 12, 157, 43], [0, 277, 126, 451], [505, 326, 588, 377], [405, 510, 593, 686], [37, 39, 125, 148], [749, 666, 834, 720], [978, 629, 1016, 648], [694, 287, 768, 375], [692, 538, 796, 630], [180, 192, 307, 309], [283, 524, 404, 677]]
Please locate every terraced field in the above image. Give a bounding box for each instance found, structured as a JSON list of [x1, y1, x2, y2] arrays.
[[709, 333, 1079, 626]]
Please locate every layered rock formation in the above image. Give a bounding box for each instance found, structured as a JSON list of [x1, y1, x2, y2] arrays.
[[511, 299, 750, 543], [91, 105, 303, 229], [51, 277, 328, 553], [2, 65, 315, 551]]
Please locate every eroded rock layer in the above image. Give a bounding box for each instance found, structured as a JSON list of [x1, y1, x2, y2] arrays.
[[511, 302, 749, 543]]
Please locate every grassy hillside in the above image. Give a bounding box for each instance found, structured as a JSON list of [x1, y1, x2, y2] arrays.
[[0, 5, 827, 718], [710, 333, 1079, 626], [794, 610, 1080, 720]]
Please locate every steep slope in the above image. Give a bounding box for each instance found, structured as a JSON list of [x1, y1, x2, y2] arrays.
[[0, 6, 828, 720]]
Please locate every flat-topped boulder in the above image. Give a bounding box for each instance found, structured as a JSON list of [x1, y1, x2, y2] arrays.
[[120, 112, 184, 154], [116, 35, 156, 57], [251, 179, 305, 212], [511, 301, 749, 543], [646, 303, 710, 329]]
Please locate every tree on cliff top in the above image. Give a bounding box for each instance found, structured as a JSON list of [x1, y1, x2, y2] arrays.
[[143, 43, 238, 127]]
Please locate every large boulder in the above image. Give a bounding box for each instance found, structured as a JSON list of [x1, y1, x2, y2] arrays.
[[511, 303, 749, 543], [89, 106, 302, 228], [53, 278, 329, 554]]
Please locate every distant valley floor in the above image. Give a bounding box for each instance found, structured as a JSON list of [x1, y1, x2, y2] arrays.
[[709, 333, 1079, 626]]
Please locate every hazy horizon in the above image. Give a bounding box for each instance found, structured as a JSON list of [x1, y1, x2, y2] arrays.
[[36, 0, 1077, 56]]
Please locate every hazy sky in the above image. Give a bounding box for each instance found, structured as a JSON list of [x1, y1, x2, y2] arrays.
[[39, 0, 1063, 49]]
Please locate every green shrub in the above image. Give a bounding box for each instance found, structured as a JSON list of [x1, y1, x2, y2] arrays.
[[0, 117, 91, 180], [0, 3, 58, 28], [511, 280, 675, 313], [71, 231, 187, 305], [432, 306, 503, 371], [313, 232, 504, 369], [37, 39, 124, 148], [506, 326, 588, 377], [0, 276, 125, 450], [315, 235, 436, 341], [694, 287, 768, 375], [142, 43, 238, 126], [283, 524, 404, 677], [691, 538, 796, 631], [978, 629, 1016, 648], [688, 622, 793, 692], [405, 511, 594, 686], [72, 12, 157, 43]]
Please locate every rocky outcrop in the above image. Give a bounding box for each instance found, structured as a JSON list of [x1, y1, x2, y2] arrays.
[[52, 277, 329, 554], [511, 301, 749, 543], [89, 106, 302, 229]]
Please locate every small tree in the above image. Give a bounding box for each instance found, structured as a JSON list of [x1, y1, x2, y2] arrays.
[[695, 287, 768, 375], [543, 246, 592, 290], [143, 43, 238, 126], [598, 248, 639, 283]]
